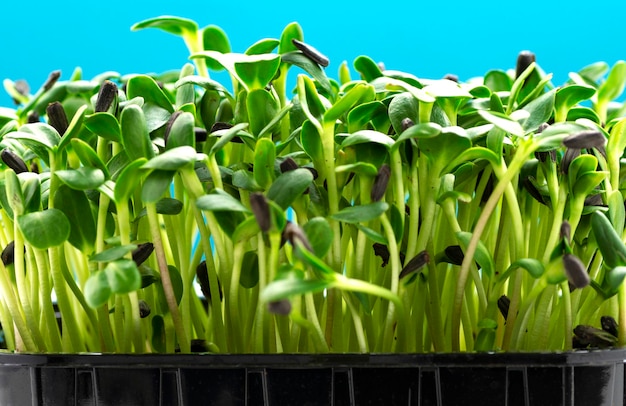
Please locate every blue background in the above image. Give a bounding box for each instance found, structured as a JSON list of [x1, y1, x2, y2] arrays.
[[1, 1, 625, 107]]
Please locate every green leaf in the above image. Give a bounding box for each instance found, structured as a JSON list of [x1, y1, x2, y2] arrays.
[[261, 277, 332, 302], [456, 231, 495, 277], [247, 89, 278, 136], [245, 38, 279, 55], [120, 104, 155, 161], [191, 51, 281, 90], [113, 158, 147, 203], [388, 92, 419, 134], [141, 170, 176, 203], [605, 266, 626, 297], [104, 259, 141, 294], [598, 60, 626, 103], [278, 22, 303, 54], [55, 167, 106, 190], [303, 217, 333, 258], [354, 55, 383, 82], [392, 122, 442, 150], [142, 146, 198, 171], [591, 211, 626, 268], [58, 104, 88, 151], [85, 112, 122, 143], [281, 52, 331, 94], [266, 168, 314, 210], [478, 110, 524, 137], [232, 216, 261, 243], [555, 85, 596, 117], [520, 89, 556, 133], [240, 251, 259, 288], [91, 244, 137, 262], [331, 202, 389, 224], [499, 258, 544, 282], [84, 270, 112, 308], [71, 139, 109, 177], [18, 208, 70, 249], [131, 16, 198, 36], [483, 70, 512, 92], [165, 111, 195, 150], [340, 130, 395, 149], [196, 190, 251, 213], [324, 82, 375, 123], [254, 138, 276, 190], [126, 75, 174, 113], [202, 25, 231, 70], [134, 198, 183, 220], [8, 123, 60, 151], [151, 315, 166, 352], [54, 185, 96, 253], [19, 173, 41, 214], [209, 122, 249, 156], [347, 101, 387, 133]]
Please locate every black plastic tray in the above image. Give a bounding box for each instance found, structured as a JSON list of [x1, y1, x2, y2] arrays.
[[0, 350, 623, 405]]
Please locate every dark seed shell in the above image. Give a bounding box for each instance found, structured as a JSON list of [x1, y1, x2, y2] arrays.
[[280, 157, 299, 173], [399, 250, 429, 280], [46, 102, 69, 136], [515, 51, 536, 79], [601, 315, 619, 337], [250, 193, 271, 233], [371, 164, 391, 202], [138, 300, 151, 318], [95, 80, 118, 113], [132, 242, 154, 267], [1, 241, 15, 266], [1, 149, 29, 173], [291, 39, 330, 67], [563, 253, 590, 289], [268, 299, 292, 315], [562, 130, 606, 149], [43, 70, 61, 91], [498, 295, 510, 319]]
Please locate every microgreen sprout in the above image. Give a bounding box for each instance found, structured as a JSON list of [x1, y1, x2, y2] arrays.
[[0, 16, 625, 355]]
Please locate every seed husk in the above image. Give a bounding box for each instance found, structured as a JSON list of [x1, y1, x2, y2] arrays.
[[1, 149, 29, 174], [498, 295, 510, 319], [515, 50, 536, 79], [522, 177, 547, 206], [95, 80, 118, 113], [138, 300, 151, 318], [373, 243, 390, 267], [190, 339, 210, 352], [250, 193, 271, 233], [401, 118, 415, 132], [43, 70, 61, 91], [563, 253, 590, 289], [46, 102, 69, 136], [443, 73, 459, 83], [268, 299, 292, 315], [132, 242, 154, 267], [563, 129, 606, 149], [196, 260, 223, 302], [371, 164, 391, 202], [283, 221, 313, 252], [560, 221, 571, 243], [443, 245, 465, 266], [280, 157, 299, 173], [27, 111, 40, 123], [1, 241, 16, 266], [195, 127, 208, 142], [14, 80, 29, 97], [601, 315, 618, 337], [163, 111, 184, 146], [291, 39, 330, 67], [560, 148, 580, 174], [573, 324, 617, 348], [399, 250, 429, 280]]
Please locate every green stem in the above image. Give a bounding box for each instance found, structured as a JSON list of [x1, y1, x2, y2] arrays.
[[453, 143, 533, 351], [146, 202, 190, 353]]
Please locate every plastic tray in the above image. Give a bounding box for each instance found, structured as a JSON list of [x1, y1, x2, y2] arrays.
[[0, 350, 623, 405]]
